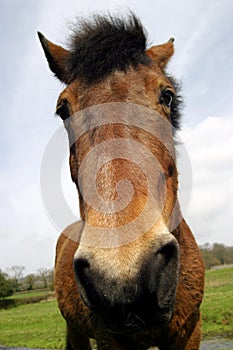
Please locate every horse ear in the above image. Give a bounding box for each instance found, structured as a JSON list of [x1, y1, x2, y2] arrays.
[[146, 38, 174, 69], [38, 32, 70, 83]]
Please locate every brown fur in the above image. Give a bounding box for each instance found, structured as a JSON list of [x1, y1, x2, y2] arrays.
[[39, 13, 205, 350], [55, 219, 204, 349]]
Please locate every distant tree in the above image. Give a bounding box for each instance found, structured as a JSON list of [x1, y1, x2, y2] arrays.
[[225, 246, 233, 264], [0, 270, 14, 298], [7, 265, 25, 290], [9, 265, 25, 280], [212, 243, 228, 265], [24, 273, 36, 290], [200, 242, 212, 250], [199, 243, 233, 269], [47, 269, 54, 291], [200, 249, 220, 269], [37, 268, 50, 289]]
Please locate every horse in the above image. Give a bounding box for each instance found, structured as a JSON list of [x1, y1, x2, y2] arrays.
[[38, 13, 205, 350]]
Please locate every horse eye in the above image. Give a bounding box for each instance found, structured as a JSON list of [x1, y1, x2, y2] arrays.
[[56, 99, 70, 120], [160, 90, 174, 108]]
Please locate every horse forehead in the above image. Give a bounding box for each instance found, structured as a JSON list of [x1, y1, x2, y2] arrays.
[[62, 66, 164, 107]]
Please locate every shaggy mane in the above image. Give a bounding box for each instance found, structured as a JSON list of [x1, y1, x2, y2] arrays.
[[64, 13, 182, 130], [67, 13, 151, 84]]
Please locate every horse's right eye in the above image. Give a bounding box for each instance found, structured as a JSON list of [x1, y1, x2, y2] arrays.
[[56, 99, 70, 121]]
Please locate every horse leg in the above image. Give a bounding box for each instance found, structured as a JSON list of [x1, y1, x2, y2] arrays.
[[96, 334, 147, 350], [66, 323, 92, 350], [158, 311, 202, 350], [96, 337, 128, 350], [183, 314, 202, 350]]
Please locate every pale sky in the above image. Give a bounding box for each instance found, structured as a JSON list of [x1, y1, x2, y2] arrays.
[[1, 0, 233, 274]]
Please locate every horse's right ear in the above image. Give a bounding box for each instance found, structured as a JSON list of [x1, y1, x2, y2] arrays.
[[38, 32, 70, 84]]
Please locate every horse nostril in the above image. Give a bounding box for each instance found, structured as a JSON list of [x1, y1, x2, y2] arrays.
[[74, 257, 90, 283], [156, 240, 179, 266], [152, 240, 180, 309]]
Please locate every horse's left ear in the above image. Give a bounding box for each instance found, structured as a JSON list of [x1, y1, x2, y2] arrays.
[[38, 32, 70, 84], [146, 38, 174, 69]]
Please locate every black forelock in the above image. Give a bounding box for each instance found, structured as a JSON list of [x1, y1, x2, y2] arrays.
[[67, 13, 151, 84]]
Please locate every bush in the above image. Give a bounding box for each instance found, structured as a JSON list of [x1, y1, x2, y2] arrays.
[[0, 270, 14, 298]]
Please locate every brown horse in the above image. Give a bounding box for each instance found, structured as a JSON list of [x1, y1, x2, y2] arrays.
[[38, 13, 205, 350]]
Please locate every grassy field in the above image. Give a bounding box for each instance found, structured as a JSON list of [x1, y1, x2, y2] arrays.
[[0, 268, 232, 348], [201, 267, 233, 339], [0, 300, 66, 348], [7, 290, 52, 299]]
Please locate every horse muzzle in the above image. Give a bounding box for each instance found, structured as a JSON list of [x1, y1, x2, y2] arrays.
[[73, 237, 180, 333]]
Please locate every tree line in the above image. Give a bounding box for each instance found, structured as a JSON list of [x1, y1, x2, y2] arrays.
[[0, 265, 54, 298], [199, 243, 233, 269]]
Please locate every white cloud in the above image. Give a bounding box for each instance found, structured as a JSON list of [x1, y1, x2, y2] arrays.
[[178, 116, 233, 245]]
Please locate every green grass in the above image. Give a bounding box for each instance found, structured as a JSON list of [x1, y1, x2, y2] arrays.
[[0, 300, 66, 349], [0, 268, 232, 348], [201, 267, 233, 339], [7, 290, 52, 299]]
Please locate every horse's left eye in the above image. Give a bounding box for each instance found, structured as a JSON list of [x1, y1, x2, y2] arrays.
[[160, 90, 174, 108], [56, 99, 70, 121]]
